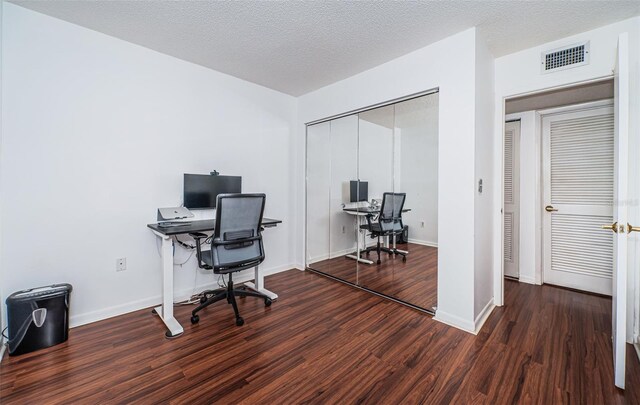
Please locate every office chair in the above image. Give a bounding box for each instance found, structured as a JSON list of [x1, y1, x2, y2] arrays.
[[189, 193, 272, 326], [360, 192, 408, 265]]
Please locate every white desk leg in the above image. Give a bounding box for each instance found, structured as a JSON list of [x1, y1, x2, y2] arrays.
[[152, 234, 184, 338], [394, 231, 408, 254], [346, 215, 373, 264], [244, 265, 278, 300]]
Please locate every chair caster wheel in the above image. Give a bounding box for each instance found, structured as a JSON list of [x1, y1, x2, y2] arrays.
[[151, 308, 157, 314], [402, 256, 407, 262], [191, 315, 199, 324], [265, 298, 272, 307], [377, 260, 381, 265], [200, 296, 207, 304], [236, 317, 245, 326]]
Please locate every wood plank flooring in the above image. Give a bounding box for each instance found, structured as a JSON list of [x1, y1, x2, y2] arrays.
[[1, 270, 639, 404], [309, 242, 437, 311]]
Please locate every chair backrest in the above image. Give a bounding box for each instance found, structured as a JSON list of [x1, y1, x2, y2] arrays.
[[212, 193, 266, 273], [378, 192, 406, 233]]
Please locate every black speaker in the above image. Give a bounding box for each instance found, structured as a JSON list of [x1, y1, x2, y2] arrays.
[[396, 225, 409, 244]]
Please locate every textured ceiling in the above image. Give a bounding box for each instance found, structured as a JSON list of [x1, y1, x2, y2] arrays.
[[10, 1, 640, 96]]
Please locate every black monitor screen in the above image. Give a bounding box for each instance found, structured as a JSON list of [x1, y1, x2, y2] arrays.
[[183, 174, 242, 209], [350, 180, 368, 203]]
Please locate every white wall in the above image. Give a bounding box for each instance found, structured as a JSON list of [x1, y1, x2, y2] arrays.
[[493, 18, 640, 343], [0, 4, 298, 327], [359, 119, 393, 202], [0, 0, 5, 354], [298, 28, 480, 331], [473, 32, 495, 323], [397, 95, 439, 246], [634, 25, 640, 349]]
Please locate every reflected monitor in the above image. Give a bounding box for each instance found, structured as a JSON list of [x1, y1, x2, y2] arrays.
[[350, 180, 368, 203]]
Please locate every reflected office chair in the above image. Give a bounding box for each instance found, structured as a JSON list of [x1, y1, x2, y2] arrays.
[[189, 193, 272, 326], [360, 192, 408, 264]]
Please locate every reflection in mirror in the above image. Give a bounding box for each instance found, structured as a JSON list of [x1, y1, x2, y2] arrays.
[[305, 116, 358, 284], [355, 96, 439, 311], [393, 94, 439, 310], [305, 91, 438, 313], [306, 122, 331, 269]]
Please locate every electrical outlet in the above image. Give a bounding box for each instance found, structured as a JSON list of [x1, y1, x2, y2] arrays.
[[116, 257, 127, 272], [421, 221, 425, 228]]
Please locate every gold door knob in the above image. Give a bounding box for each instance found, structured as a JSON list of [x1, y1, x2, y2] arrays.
[[601, 222, 619, 233], [626, 223, 640, 233], [545, 205, 558, 212]]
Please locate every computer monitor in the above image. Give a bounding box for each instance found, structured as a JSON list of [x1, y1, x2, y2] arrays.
[[350, 180, 368, 203], [183, 174, 242, 209]]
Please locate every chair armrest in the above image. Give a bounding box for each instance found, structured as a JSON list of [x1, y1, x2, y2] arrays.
[[364, 213, 376, 229], [213, 236, 262, 246], [189, 232, 210, 269]]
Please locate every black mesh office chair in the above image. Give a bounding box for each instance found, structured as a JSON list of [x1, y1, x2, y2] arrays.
[[360, 192, 408, 264], [189, 193, 272, 326]]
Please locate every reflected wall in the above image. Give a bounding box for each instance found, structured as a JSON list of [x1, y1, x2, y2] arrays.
[[306, 92, 439, 312]]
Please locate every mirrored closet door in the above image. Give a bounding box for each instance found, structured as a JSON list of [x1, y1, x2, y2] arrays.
[[306, 92, 439, 313], [306, 116, 358, 284]]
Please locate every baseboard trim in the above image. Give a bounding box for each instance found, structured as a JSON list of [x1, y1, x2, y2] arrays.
[[474, 300, 495, 334], [434, 310, 475, 334], [308, 247, 355, 263], [634, 343, 640, 362], [518, 275, 537, 285], [407, 238, 438, 248], [69, 263, 296, 328]]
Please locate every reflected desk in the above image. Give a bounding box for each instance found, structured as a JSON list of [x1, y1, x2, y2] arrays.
[[343, 206, 410, 265], [147, 217, 282, 338]]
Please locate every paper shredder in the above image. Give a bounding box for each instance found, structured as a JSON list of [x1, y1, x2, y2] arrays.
[[5, 284, 72, 356]]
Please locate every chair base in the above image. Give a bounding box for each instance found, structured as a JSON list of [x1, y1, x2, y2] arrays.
[[191, 276, 272, 326], [362, 239, 408, 264]]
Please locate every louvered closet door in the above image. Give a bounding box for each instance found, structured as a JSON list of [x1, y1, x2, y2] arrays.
[[504, 121, 520, 278], [542, 104, 614, 295]]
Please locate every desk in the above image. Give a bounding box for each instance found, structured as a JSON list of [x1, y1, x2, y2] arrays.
[[147, 217, 282, 338], [342, 207, 410, 265]]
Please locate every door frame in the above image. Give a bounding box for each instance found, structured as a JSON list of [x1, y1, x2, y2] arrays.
[[539, 99, 614, 293], [494, 76, 614, 306]]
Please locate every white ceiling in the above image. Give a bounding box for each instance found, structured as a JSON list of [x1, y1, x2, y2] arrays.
[[10, 1, 640, 96]]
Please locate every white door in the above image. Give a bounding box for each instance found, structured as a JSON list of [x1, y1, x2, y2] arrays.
[[542, 102, 615, 295], [610, 32, 629, 390], [504, 121, 520, 278]]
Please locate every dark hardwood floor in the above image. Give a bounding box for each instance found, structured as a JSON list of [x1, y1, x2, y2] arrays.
[[309, 242, 437, 311], [1, 270, 639, 404]]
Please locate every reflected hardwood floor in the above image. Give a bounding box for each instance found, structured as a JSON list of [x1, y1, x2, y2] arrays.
[[1, 271, 639, 404], [309, 242, 437, 311]]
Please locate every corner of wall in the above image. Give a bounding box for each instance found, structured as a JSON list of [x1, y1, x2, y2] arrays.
[[473, 29, 496, 319], [434, 310, 476, 334], [474, 298, 495, 334]]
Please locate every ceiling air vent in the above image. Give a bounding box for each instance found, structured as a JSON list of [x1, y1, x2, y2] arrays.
[[541, 41, 589, 73]]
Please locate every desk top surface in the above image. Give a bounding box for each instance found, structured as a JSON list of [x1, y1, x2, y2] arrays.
[[147, 217, 282, 236], [343, 207, 411, 214]]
